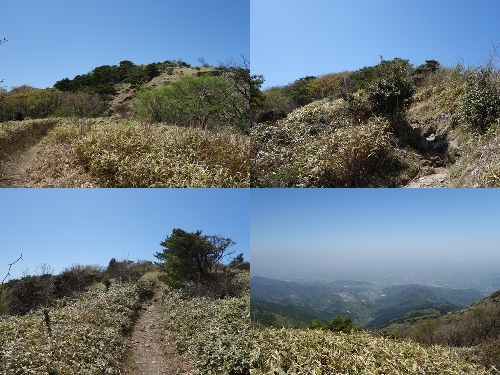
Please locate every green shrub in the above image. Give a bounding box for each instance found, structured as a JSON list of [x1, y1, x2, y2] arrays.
[[135, 74, 249, 131], [367, 58, 415, 115], [454, 67, 500, 134]]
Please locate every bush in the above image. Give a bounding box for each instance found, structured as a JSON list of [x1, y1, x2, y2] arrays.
[[454, 67, 500, 134], [367, 58, 415, 115], [0, 118, 61, 163], [135, 74, 249, 131]]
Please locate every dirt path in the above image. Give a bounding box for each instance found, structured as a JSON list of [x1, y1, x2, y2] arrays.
[[126, 287, 177, 375], [0, 140, 43, 187], [405, 166, 449, 187]]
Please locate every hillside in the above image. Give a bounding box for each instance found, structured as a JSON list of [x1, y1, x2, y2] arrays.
[[0, 58, 250, 187], [251, 57, 500, 187], [250, 276, 483, 329], [252, 327, 494, 374]]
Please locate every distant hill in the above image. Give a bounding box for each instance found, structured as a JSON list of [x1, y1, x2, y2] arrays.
[[251, 276, 483, 329]]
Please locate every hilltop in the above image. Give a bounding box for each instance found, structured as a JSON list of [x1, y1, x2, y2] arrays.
[[0, 57, 250, 187], [251, 56, 500, 187]]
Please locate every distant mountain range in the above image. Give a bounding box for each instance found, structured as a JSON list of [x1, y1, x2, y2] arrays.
[[251, 276, 484, 329]]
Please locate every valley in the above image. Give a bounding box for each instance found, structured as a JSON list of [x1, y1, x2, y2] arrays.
[[251, 260, 500, 329]]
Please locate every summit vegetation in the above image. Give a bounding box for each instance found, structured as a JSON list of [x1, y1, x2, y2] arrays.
[[0, 57, 250, 187], [1, 228, 250, 374], [251, 52, 500, 187], [251, 276, 500, 373]]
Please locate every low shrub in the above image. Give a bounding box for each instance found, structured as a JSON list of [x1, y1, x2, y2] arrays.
[[27, 119, 249, 187], [252, 328, 489, 374], [0, 282, 140, 374], [160, 284, 250, 375], [251, 104, 417, 187], [0, 118, 61, 163]]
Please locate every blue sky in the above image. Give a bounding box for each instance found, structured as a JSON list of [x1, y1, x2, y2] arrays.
[[0, 189, 250, 281], [0, 0, 249, 89], [251, 189, 500, 277], [251, 0, 500, 89]]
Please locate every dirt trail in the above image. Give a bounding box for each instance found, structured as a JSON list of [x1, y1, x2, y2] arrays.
[[0, 141, 42, 187], [126, 287, 176, 375], [405, 166, 449, 188]]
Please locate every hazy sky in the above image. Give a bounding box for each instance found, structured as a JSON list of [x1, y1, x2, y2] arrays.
[[0, 0, 249, 89], [0, 189, 250, 281], [251, 0, 500, 89], [251, 189, 500, 277]]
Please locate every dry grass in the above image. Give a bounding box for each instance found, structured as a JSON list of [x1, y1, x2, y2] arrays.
[[251, 98, 418, 187], [0, 118, 61, 163], [252, 327, 496, 374], [28, 118, 249, 187]]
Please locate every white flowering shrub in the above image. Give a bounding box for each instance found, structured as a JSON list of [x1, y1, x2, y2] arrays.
[[160, 284, 250, 374], [0, 282, 140, 374]]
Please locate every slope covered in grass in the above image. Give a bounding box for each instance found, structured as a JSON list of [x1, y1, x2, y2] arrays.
[[252, 327, 494, 374], [159, 271, 250, 375], [0, 281, 143, 375], [252, 58, 500, 187], [24, 118, 249, 187]]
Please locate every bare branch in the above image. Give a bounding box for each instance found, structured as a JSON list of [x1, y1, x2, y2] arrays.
[[2, 254, 23, 284]]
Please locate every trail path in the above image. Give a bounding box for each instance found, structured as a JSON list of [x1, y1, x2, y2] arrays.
[[405, 166, 449, 188], [126, 286, 176, 375], [0, 141, 42, 187]]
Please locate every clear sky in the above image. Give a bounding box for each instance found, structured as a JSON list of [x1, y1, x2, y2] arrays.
[[251, 189, 500, 277], [251, 0, 500, 89], [0, 189, 250, 281], [0, 0, 249, 89]]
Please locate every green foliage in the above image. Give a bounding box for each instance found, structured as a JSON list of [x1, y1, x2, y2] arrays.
[[160, 285, 250, 375], [367, 58, 415, 115], [308, 319, 327, 330], [251, 328, 488, 374], [284, 76, 316, 107], [0, 88, 107, 121], [135, 74, 249, 131], [154, 228, 236, 287], [454, 67, 500, 134], [411, 319, 439, 345], [309, 316, 361, 333], [229, 253, 250, 271], [350, 65, 378, 90], [328, 315, 362, 333]]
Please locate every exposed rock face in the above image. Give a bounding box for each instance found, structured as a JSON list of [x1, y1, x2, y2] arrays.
[[257, 108, 287, 123]]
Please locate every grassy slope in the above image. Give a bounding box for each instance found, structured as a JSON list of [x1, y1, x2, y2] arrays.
[[253, 65, 500, 187], [252, 327, 492, 374], [28, 118, 249, 187], [0, 281, 143, 375]]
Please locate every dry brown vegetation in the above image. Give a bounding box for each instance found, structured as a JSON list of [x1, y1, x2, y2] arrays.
[[18, 118, 249, 187]]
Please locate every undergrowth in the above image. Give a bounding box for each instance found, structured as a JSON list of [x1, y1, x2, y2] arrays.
[[159, 272, 250, 375], [0, 118, 61, 163], [251, 98, 418, 187], [0, 282, 142, 375], [28, 118, 249, 187], [251, 327, 496, 374]]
